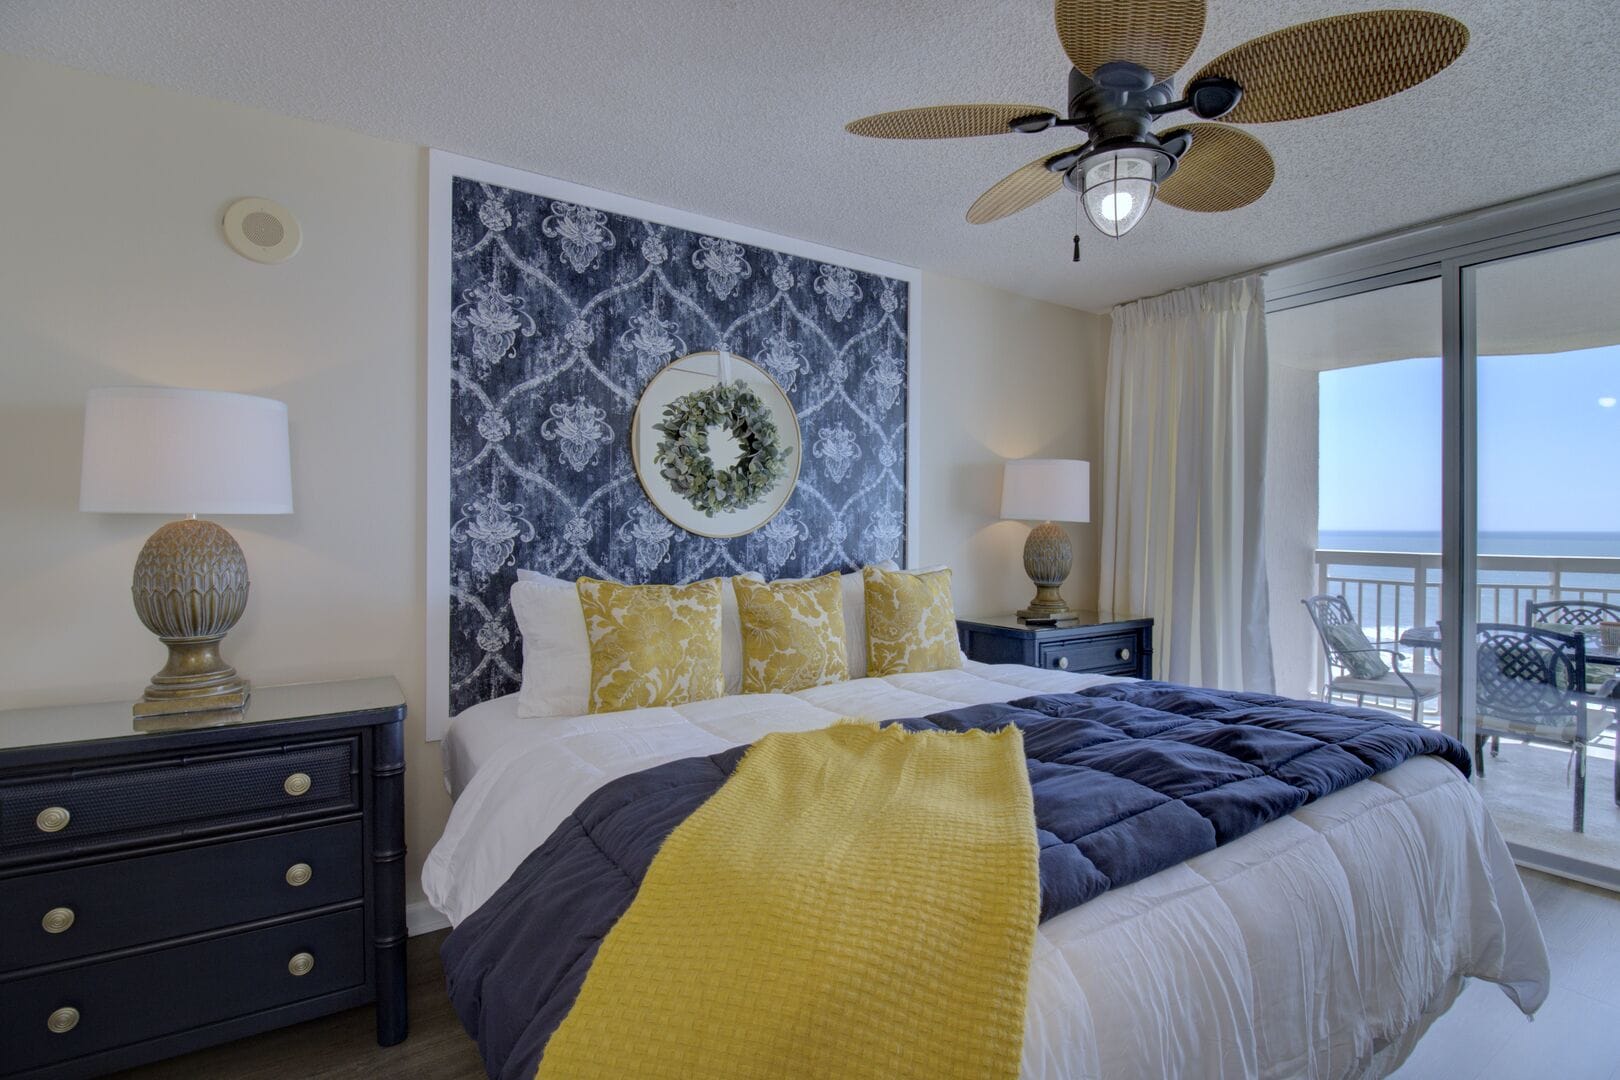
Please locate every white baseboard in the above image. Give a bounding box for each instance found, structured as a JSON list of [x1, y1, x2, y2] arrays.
[[408, 899, 452, 937]]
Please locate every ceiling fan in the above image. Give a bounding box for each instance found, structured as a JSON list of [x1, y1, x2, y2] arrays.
[[846, 1, 1468, 253]]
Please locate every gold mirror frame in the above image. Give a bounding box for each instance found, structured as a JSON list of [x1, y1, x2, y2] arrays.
[[630, 351, 802, 539]]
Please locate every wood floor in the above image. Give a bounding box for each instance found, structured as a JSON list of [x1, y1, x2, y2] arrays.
[[112, 869, 1619, 1080]]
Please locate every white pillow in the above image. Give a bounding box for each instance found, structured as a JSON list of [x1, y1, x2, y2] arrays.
[[736, 562, 898, 680], [510, 574, 591, 718], [512, 569, 748, 710]]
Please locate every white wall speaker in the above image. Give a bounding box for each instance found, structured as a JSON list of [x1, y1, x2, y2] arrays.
[[222, 197, 302, 264]]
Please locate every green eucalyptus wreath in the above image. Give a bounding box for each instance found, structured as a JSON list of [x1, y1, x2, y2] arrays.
[[653, 380, 793, 517]]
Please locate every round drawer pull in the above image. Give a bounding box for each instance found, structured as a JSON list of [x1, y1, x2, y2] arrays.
[[285, 863, 313, 887], [1054, 656, 1070, 670], [42, 907, 76, 934], [48, 1006, 79, 1034], [36, 806, 71, 833], [1117, 647, 1132, 661], [283, 772, 312, 797], [288, 952, 316, 977]]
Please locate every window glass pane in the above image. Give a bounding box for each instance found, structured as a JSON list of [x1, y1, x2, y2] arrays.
[[1265, 278, 1440, 706], [1471, 232, 1620, 872]]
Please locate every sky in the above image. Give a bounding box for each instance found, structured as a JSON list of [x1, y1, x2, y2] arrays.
[[1319, 344, 1620, 534]]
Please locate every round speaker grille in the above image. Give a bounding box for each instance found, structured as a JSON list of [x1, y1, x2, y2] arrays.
[[223, 197, 301, 263], [240, 210, 286, 248]]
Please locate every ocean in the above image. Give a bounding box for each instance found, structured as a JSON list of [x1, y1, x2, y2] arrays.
[[1317, 530, 1620, 559]]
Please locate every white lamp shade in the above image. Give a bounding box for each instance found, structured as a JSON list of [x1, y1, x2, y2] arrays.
[[1000, 458, 1090, 523], [80, 387, 293, 515]]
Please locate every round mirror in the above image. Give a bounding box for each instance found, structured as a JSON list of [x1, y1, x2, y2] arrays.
[[632, 351, 800, 538]]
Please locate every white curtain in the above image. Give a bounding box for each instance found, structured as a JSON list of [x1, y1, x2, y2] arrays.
[[1098, 275, 1274, 691]]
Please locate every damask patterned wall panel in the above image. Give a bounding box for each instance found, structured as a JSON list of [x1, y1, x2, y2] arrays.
[[446, 176, 910, 715]]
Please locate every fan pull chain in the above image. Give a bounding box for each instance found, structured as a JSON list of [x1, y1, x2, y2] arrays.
[[1072, 194, 1081, 263]]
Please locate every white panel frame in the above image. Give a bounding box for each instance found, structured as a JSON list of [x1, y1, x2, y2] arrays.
[[425, 148, 922, 742]]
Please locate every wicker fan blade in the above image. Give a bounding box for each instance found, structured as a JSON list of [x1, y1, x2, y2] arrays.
[[1054, 0, 1207, 81], [967, 146, 1082, 225], [1193, 10, 1468, 124], [1155, 124, 1274, 212], [846, 104, 1056, 140]]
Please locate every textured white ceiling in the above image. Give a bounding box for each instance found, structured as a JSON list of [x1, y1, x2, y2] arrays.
[[4, 0, 1619, 312]]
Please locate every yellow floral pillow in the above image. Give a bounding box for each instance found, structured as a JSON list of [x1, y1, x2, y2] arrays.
[[864, 566, 962, 677], [576, 577, 725, 713], [733, 572, 850, 694]]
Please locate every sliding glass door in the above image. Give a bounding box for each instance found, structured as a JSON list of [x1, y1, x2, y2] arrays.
[[1264, 184, 1620, 887], [1266, 279, 1441, 712], [1464, 233, 1620, 876]]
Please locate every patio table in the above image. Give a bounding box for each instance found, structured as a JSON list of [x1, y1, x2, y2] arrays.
[[1399, 624, 1620, 674]]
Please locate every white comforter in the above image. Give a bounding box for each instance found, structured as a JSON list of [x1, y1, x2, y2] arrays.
[[423, 662, 1549, 1080]]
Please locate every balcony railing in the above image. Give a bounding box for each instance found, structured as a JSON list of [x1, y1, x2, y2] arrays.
[[1312, 548, 1620, 700]]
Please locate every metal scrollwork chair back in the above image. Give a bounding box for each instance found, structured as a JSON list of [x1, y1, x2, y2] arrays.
[[1474, 623, 1591, 831], [1525, 598, 1620, 628]]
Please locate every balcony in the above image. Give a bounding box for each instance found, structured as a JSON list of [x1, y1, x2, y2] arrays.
[[1277, 547, 1620, 869], [1308, 548, 1620, 685]]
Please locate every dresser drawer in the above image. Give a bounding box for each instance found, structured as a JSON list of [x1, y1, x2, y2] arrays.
[[0, 820, 363, 972], [1039, 633, 1141, 674], [0, 738, 358, 864], [0, 906, 365, 1074]]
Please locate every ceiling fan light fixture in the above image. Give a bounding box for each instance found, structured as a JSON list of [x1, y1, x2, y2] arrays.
[[1077, 149, 1159, 237], [849, 4, 1469, 255]]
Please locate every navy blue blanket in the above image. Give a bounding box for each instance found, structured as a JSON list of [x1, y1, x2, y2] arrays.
[[443, 682, 1468, 1079]]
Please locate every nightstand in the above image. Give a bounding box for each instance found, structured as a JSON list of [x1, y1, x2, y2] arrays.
[[0, 678, 408, 1079], [958, 613, 1154, 678]]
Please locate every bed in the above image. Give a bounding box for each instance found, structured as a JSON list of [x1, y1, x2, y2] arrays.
[[424, 659, 1549, 1080]]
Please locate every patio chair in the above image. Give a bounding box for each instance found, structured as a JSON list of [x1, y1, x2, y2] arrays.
[[1525, 598, 1620, 628], [1525, 597, 1620, 794], [1303, 594, 1440, 724], [1473, 623, 1597, 832]]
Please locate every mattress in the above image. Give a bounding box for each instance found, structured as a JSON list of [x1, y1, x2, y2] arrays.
[[440, 693, 537, 798], [424, 662, 1550, 1079]]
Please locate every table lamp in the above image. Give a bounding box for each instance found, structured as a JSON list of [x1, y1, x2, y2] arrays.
[[1000, 458, 1090, 624], [80, 387, 293, 719]]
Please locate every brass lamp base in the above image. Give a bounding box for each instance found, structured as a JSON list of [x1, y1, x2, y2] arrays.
[[1017, 596, 1079, 626], [130, 518, 253, 724], [134, 707, 250, 733], [1017, 521, 1079, 625], [132, 667, 247, 718]]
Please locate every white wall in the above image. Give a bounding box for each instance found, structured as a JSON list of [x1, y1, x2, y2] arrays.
[[917, 273, 1110, 617], [0, 54, 1108, 909], [0, 52, 448, 905]]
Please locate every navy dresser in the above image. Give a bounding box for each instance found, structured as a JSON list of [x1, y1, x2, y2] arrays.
[[958, 612, 1154, 678], [0, 678, 407, 1078]]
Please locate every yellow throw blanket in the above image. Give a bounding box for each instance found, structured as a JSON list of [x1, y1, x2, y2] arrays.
[[536, 722, 1040, 1080]]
